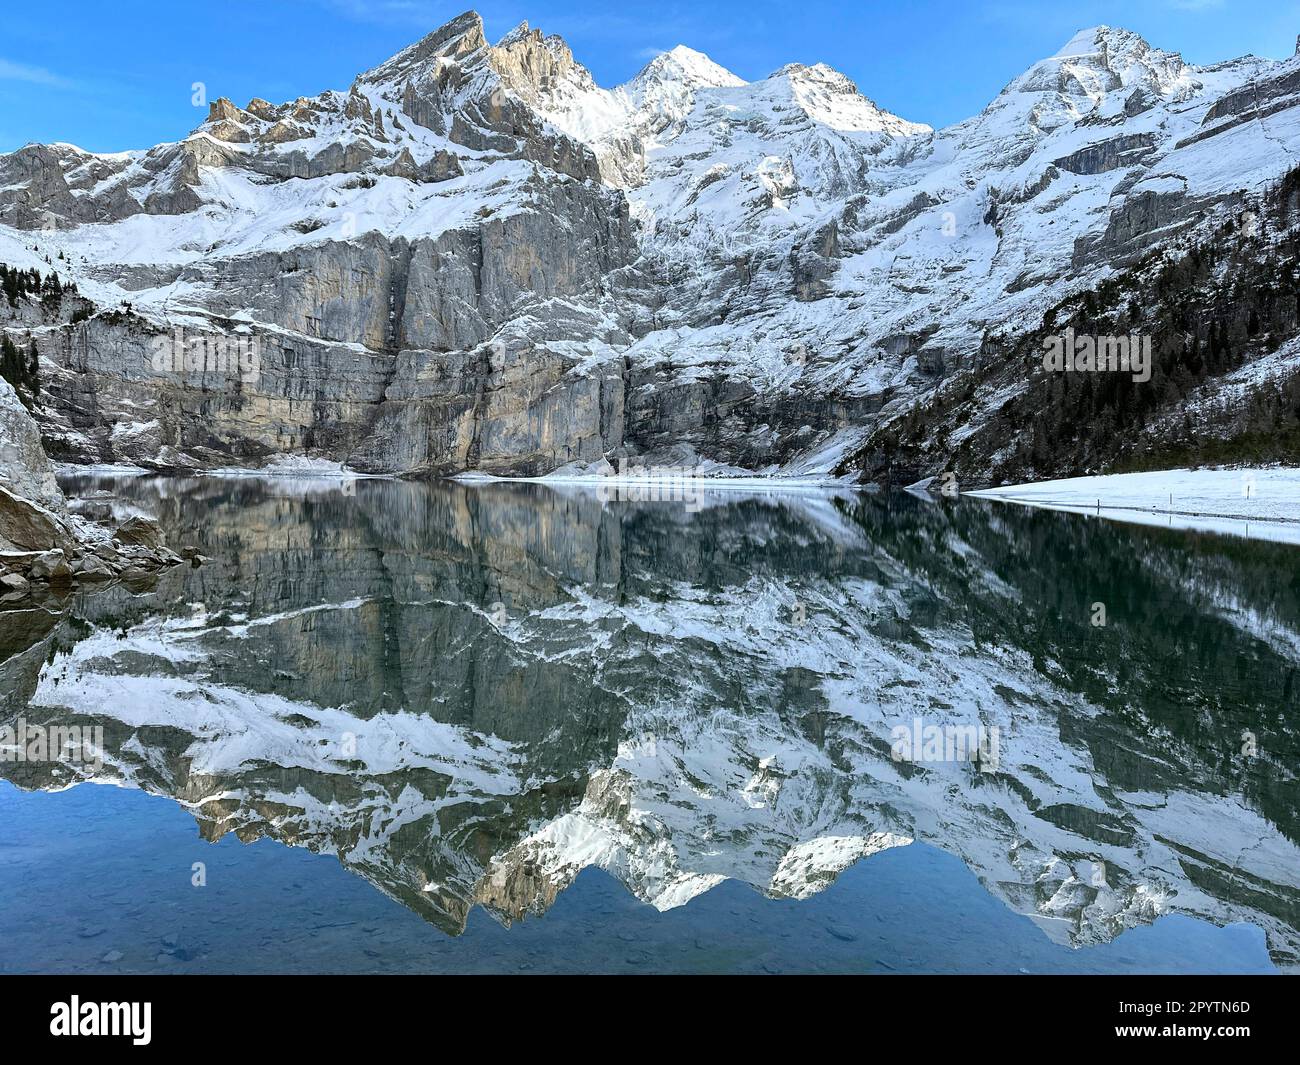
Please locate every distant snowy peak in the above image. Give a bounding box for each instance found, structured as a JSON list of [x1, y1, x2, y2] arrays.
[[1005, 24, 1201, 120], [1051, 24, 1189, 89], [630, 45, 746, 93], [612, 46, 744, 142], [624, 47, 743, 113], [766, 62, 930, 136]]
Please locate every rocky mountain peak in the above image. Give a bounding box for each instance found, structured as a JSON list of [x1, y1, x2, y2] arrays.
[[356, 10, 597, 107], [1003, 24, 1197, 117], [1053, 24, 1149, 59], [489, 19, 593, 100], [756, 62, 929, 137], [613, 45, 745, 147], [357, 10, 489, 86], [1060, 24, 1192, 88], [494, 20, 534, 48]]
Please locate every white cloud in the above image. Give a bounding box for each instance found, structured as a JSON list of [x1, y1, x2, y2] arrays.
[[0, 58, 73, 88]]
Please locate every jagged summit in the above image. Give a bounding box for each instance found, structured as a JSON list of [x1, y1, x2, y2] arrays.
[[1004, 23, 1196, 108], [358, 9, 488, 85], [1052, 24, 1144, 58], [495, 20, 534, 48]]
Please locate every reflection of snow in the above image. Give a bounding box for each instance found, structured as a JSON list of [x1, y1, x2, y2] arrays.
[[13, 486, 1300, 963]]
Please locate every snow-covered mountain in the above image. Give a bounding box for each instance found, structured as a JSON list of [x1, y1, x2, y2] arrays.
[[1, 11, 1298, 480]]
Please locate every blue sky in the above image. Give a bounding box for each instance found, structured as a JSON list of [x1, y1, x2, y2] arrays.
[[2, 0, 1297, 153]]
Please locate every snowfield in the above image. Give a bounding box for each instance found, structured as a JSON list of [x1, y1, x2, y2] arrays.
[[968, 468, 1300, 545]]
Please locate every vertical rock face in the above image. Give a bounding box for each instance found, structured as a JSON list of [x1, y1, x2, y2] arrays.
[[0, 377, 63, 513], [2, 14, 1300, 479]]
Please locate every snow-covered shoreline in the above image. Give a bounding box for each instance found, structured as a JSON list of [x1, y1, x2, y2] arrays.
[[452, 470, 852, 493], [53, 463, 1300, 548], [968, 468, 1300, 546], [56, 458, 393, 483], [56, 460, 852, 497]]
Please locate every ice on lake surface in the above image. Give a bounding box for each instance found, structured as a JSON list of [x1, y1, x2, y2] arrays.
[[0, 474, 1295, 973]]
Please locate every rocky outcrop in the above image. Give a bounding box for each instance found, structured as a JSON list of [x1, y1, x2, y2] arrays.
[[0, 373, 63, 510], [0, 377, 185, 595], [0, 485, 65, 554], [1053, 133, 1156, 175]]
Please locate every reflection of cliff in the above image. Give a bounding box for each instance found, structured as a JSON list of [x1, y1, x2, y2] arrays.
[[2, 476, 1298, 962]]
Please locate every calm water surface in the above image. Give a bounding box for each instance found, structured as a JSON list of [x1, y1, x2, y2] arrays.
[[0, 475, 1295, 974]]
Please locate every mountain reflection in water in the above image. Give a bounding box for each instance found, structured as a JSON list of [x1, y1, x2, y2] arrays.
[[1, 474, 1297, 970]]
